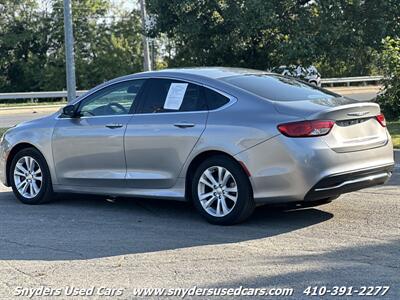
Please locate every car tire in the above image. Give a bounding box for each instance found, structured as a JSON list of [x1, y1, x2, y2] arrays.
[[191, 155, 255, 225], [10, 148, 54, 205]]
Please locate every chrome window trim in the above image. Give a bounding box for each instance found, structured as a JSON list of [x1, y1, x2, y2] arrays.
[[131, 110, 209, 117], [57, 114, 133, 120], [55, 75, 237, 120]]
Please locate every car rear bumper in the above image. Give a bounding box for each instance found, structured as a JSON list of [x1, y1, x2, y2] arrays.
[[234, 134, 394, 204], [304, 164, 393, 201]]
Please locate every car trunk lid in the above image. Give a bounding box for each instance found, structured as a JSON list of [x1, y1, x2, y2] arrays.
[[273, 98, 388, 152]]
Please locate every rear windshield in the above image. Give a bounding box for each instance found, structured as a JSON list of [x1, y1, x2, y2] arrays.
[[221, 74, 337, 101]]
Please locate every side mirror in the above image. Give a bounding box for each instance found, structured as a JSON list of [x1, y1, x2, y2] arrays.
[[62, 105, 77, 118]]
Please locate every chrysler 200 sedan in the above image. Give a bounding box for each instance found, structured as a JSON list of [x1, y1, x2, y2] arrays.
[[0, 68, 394, 224]]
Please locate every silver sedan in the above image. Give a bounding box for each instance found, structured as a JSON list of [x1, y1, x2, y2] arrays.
[[0, 68, 394, 224]]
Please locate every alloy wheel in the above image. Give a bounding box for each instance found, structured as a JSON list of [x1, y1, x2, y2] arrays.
[[13, 156, 43, 199], [197, 166, 238, 217]]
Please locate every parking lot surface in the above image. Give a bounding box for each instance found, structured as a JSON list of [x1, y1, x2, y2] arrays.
[[0, 166, 399, 299]]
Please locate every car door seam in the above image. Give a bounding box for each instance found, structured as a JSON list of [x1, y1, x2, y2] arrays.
[[123, 114, 135, 180], [177, 111, 210, 179]]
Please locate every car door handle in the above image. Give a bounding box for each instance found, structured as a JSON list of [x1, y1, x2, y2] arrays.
[[105, 123, 124, 129], [173, 122, 195, 128]]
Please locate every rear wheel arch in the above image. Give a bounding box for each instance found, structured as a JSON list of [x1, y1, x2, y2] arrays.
[[185, 150, 252, 201]]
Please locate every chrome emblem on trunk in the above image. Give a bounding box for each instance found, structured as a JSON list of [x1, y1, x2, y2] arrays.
[[347, 111, 370, 117]]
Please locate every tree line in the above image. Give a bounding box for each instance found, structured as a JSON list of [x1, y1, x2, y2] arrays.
[[0, 0, 143, 93], [0, 0, 399, 94]]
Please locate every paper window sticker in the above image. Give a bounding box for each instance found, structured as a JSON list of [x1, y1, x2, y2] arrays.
[[163, 83, 188, 110]]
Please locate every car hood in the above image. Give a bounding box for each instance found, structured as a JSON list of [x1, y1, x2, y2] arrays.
[[14, 110, 60, 128]]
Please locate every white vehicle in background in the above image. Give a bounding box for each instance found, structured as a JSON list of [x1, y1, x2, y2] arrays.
[[272, 65, 321, 87]]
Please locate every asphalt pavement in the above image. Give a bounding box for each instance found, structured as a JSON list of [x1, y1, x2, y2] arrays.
[[0, 160, 398, 299]]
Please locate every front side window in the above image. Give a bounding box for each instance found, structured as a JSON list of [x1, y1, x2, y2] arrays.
[[78, 80, 145, 117], [139, 79, 207, 113]]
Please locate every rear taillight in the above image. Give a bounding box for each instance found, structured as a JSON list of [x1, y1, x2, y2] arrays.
[[376, 114, 386, 127], [278, 120, 335, 137]]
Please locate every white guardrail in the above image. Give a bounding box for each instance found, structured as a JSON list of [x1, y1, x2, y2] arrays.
[[0, 90, 88, 100], [321, 75, 383, 86], [0, 76, 384, 101]]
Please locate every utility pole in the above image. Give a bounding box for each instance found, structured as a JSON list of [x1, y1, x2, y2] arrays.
[[63, 0, 77, 102], [151, 39, 156, 70], [139, 0, 151, 71]]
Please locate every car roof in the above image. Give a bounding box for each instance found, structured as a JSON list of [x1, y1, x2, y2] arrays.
[[127, 67, 267, 81], [73, 67, 270, 105], [154, 67, 267, 79]]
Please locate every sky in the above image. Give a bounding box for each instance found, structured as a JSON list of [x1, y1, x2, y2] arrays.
[[110, 0, 136, 10]]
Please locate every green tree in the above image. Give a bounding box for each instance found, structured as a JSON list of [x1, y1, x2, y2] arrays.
[[44, 0, 143, 90], [147, 0, 400, 77], [0, 0, 144, 94], [376, 37, 400, 120], [305, 0, 400, 76], [0, 0, 50, 92]]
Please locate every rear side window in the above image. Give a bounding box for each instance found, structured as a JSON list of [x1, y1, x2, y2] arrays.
[[204, 88, 230, 110], [138, 79, 207, 113], [222, 74, 337, 102]]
